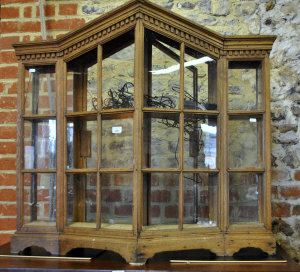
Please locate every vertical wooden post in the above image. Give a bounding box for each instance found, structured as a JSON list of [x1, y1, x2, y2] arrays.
[[263, 55, 272, 231], [179, 42, 185, 230], [219, 55, 228, 233], [17, 63, 25, 230], [56, 59, 65, 231], [133, 18, 144, 235]]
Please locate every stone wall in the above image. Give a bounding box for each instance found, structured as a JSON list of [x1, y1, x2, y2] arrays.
[[0, 0, 300, 261]]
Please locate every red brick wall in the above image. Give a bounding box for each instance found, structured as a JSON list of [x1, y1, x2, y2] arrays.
[[0, 0, 85, 246]]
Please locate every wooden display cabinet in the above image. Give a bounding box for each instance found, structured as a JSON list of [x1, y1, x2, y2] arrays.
[[12, 0, 276, 264]]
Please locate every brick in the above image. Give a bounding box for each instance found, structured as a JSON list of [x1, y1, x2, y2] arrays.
[[151, 190, 171, 202], [59, 4, 77, 15], [281, 186, 300, 199], [0, 112, 18, 123], [0, 189, 16, 201], [1, 22, 18, 33], [20, 21, 41, 32], [272, 202, 290, 218], [7, 82, 18, 94], [7, 127, 18, 140], [24, 6, 32, 18], [1, 7, 19, 18], [0, 174, 16, 186], [0, 204, 17, 216], [0, 234, 14, 246], [292, 205, 300, 215], [115, 205, 132, 216], [36, 5, 55, 17], [165, 205, 178, 218], [0, 36, 20, 50], [0, 66, 18, 79], [102, 189, 121, 202], [0, 142, 17, 154], [294, 171, 300, 181], [0, 218, 16, 231], [0, 158, 16, 170], [0, 97, 17, 109], [151, 205, 160, 218], [45, 18, 85, 31]]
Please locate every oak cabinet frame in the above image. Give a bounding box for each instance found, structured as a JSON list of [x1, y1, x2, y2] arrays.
[[12, 0, 276, 264]]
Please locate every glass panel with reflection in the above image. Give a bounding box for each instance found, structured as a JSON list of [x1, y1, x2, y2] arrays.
[[228, 116, 262, 169], [183, 173, 217, 226], [144, 29, 180, 109], [101, 173, 133, 225], [67, 174, 97, 224], [24, 65, 56, 115], [66, 48, 98, 112], [184, 47, 217, 110], [229, 173, 261, 223], [183, 114, 217, 169], [23, 173, 56, 224]]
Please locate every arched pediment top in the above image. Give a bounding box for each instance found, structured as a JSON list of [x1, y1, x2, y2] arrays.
[[13, 0, 276, 62]]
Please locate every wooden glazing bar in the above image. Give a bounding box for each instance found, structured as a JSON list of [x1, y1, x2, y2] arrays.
[[228, 110, 265, 116], [97, 44, 102, 229], [133, 19, 144, 234], [18, 63, 25, 230], [65, 169, 98, 173], [142, 107, 181, 113], [65, 111, 98, 118], [178, 42, 184, 231], [100, 108, 134, 114], [227, 168, 265, 173], [21, 169, 56, 173], [183, 109, 219, 115], [263, 55, 272, 230], [56, 59, 65, 231], [182, 169, 219, 173], [23, 114, 56, 120], [142, 168, 181, 173], [99, 168, 133, 173], [220, 57, 228, 231]]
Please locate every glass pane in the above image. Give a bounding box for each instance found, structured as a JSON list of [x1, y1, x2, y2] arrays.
[[101, 114, 133, 168], [67, 174, 97, 224], [67, 48, 97, 112], [228, 61, 262, 111], [143, 173, 179, 225], [144, 29, 180, 109], [184, 47, 217, 110], [229, 173, 261, 223], [102, 31, 134, 110], [25, 65, 56, 115], [67, 116, 97, 169], [101, 173, 132, 225], [183, 173, 217, 226], [24, 120, 56, 169], [143, 112, 179, 168], [184, 114, 217, 169], [23, 173, 56, 224], [228, 116, 262, 169]]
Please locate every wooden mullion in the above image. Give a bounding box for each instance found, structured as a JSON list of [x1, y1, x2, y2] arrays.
[[142, 168, 180, 173], [97, 44, 102, 229], [17, 63, 25, 230], [228, 168, 265, 173], [220, 56, 228, 232], [263, 55, 272, 230], [65, 169, 98, 174], [228, 110, 265, 116], [23, 114, 56, 119], [21, 169, 56, 173], [178, 42, 184, 231], [133, 19, 144, 235]]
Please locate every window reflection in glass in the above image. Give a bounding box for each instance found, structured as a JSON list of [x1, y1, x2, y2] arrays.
[[184, 47, 217, 110], [25, 65, 56, 115], [184, 114, 217, 169]]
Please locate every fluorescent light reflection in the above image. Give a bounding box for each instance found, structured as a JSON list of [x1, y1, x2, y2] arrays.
[[150, 56, 214, 75]]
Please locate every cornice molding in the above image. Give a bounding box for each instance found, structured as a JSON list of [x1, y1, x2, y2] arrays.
[[13, 0, 276, 62]]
